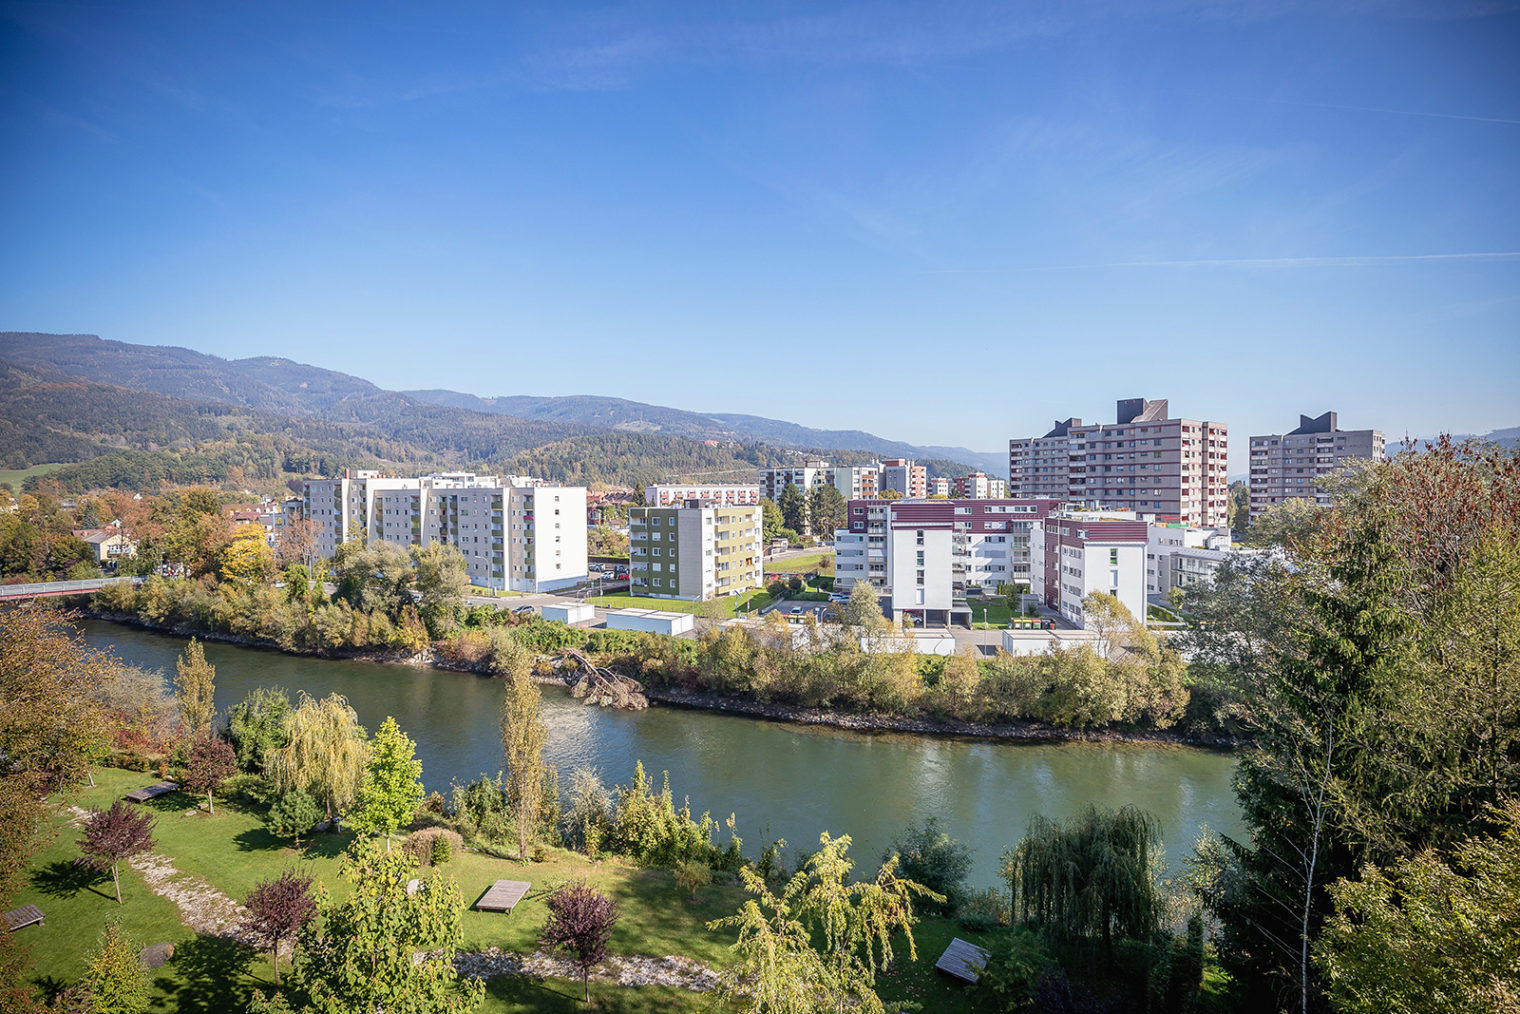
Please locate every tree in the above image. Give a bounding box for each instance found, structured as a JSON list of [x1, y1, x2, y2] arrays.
[[243, 868, 317, 986], [839, 579, 886, 632], [78, 922, 150, 1014], [228, 686, 292, 774], [1315, 798, 1520, 1014], [1227, 479, 1250, 532], [709, 832, 940, 1014], [80, 802, 157, 905], [267, 693, 369, 821], [760, 498, 784, 542], [221, 526, 276, 585], [0, 608, 116, 790], [348, 716, 425, 849], [540, 882, 619, 1003], [180, 735, 237, 814], [1001, 804, 1161, 952], [275, 838, 483, 1014], [411, 542, 468, 634], [885, 816, 972, 914], [777, 482, 807, 535], [174, 638, 216, 738], [805, 484, 846, 538], [331, 539, 414, 618], [675, 861, 712, 902], [267, 790, 323, 847], [500, 663, 548, 862]]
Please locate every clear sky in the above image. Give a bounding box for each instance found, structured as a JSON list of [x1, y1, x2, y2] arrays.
[[2, 1, 1517, 469]]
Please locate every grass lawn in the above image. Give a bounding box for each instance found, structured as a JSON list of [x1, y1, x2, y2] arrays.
[[763, 550, 833, 575], [0, 462, 67, 489], [592, 588, 771, 618]]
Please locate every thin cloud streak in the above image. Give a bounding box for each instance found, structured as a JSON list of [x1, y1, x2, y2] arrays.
[[1291, 100, 1520, 125], [924, 253, 1520, 272]]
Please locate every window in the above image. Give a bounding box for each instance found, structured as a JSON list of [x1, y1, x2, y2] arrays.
[[1110, 548, 1119, 565]]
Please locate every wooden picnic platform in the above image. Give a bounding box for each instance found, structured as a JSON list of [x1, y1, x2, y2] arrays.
[[475, 880, 531, 914], [4, 905, 44, 932], [934, 937, 990, 983], [123, 781, 178, 803]]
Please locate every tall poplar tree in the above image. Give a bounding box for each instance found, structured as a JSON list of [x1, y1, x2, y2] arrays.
[[174, 638, 216, 737], [499, 655, 547, 863]]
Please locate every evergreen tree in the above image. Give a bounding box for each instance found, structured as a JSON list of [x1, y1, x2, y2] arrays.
[[79, 923, 150, 1014], [777, 481, 807, 535]]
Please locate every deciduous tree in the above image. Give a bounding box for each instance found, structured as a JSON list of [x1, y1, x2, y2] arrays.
[[173, 637, 216, 737], [348, 717, 424, 849], [267, 692, 368, 821], [500, 664, 548, 862], [78, 922, 150, 1014], [243, 868, 317, 986], [80, 802, 157, 905], [180, 735, 237, 814], [540, 882, 619, 1003]]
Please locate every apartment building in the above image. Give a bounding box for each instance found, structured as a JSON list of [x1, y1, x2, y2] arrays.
[[951, 472, 1008, 499], [834, 498, 1062, 622], [1146, 524, 1238, 596], [302, 471, 587, 592], [758, 461, 879, 501], [1248, 412, 1386, 519], [878, 458, 928, 499], [928, 477, 951, 497], [1030, 511, 1149, 628], [645, 483, 759, 507], [1008, 398, 1229, 528], [628, 500, 762, 601]]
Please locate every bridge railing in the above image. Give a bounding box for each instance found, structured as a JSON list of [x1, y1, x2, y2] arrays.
[[0, 576, 145, 599]]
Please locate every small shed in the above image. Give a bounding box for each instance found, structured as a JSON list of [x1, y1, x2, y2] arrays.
[[542, 602, 596, 625], [935, 937, 990, 983], [123, 782, 179, 803], [475, 880, 531, 914], [604, 608, 695, 636]]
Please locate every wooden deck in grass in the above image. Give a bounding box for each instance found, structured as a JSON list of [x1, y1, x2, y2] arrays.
[[475, 880, 531, 914], [934, 937, 990, 983], [4, 905, 44, 932], [123, 781, 178, 803]]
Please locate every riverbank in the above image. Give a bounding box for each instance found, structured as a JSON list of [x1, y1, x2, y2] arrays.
[[78, 608, 1241, 750]]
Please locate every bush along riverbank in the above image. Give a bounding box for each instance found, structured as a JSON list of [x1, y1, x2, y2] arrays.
[[85, 570, 1244, 747]]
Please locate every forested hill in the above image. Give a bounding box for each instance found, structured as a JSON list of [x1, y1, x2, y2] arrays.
[[0, 333, 981, 491]]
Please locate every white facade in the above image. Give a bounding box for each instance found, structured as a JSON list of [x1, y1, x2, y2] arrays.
[[645, 484, 759, 507], [928, 477, 951, 497], [302, 471, 587, 593], [1030, 512, 1148, 628], [952, 472, 1008, 499], [604, 608, 696, 636], [541, 602, 596, 624], [759, 460, 879, 501], [1147, 525, 1234, 594]]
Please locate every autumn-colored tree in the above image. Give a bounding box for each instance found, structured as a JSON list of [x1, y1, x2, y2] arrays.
[[540, 882, 619, 1003], [243, 869, 317, 986], [500, 658, 547, 862], [221, 526, 276, 585], [80, 802, 156, 905], [0, 608, 115, 791], [173, 637, 216, 737], [180, 735, 238, 814], [77, 922, 150, 1014]]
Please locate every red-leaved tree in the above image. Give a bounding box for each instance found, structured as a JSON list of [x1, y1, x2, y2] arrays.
[[181, 735, 238, 814], [539, 882, 619, 1003], [80, 801, 156, 904], [242, 868, 316, 985]]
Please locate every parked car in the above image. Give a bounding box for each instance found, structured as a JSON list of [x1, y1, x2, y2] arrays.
[[513, 605, 535, 616], [789, 606, 804, 615]]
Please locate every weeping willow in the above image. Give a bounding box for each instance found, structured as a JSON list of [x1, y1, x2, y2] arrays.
[[267, 691, 369, 820], [1002, 804, 1161, 948]]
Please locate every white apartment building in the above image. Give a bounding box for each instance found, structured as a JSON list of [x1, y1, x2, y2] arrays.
[[928, 477, 951, 497], [1248, 411, 1386, 520], [758, 460, 879, 501], [302, 471, 587, 592], [951, 472, 1008, 499], [1030, 511, 1149, 628], [645, 483, 760, 507], [835, 498, 1062, 624], [629, 500, 763, 601], [1146, 524, 1236, 596]]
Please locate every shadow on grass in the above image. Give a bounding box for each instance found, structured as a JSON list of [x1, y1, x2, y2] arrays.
[[484, 973, 590, 1011], [232, 826, 353, 860], [164, 934, 256, 1012], [31, 858, 112, 900]]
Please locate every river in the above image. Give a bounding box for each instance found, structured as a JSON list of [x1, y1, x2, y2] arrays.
[[81, 620, 1244, 889]]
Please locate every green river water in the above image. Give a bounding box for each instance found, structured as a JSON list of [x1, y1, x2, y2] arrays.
[[81, 620, 1244, 888]]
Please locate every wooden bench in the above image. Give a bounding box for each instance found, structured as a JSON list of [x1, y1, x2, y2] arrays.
[[123, 781, 179, 803], [4, 905, 44, 932], [474, 880, 531, 914], [934, 937, 990, 983]]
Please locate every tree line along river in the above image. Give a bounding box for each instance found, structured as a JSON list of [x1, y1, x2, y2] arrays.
[[81, 620, 1245, 889]]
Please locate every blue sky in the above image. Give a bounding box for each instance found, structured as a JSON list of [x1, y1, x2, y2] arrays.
[[2, 1, 1517, 467]]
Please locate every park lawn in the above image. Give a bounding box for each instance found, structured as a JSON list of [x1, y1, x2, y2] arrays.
[[18, 767, 755, 1013], [763, 551, 834, 575], [592, 588, 771, 618], [0, 462, 67, 488]]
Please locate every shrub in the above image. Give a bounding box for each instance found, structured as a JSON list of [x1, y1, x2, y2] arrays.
[[884, 816, 972, 914], [403, 827, 465, 867], [675, 860, 712, 901], [959, 886, 1012, 932], [971, 928, 1054, 1012]]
